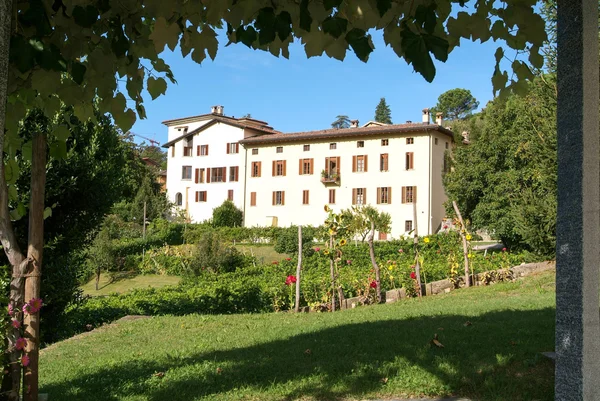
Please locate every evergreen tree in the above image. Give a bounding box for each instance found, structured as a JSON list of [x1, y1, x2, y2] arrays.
[[374, 98, 392, 124], [331, 115, 351, 129], [431, 88, 479, 120]]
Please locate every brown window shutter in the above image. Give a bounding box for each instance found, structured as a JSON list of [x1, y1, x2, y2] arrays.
[[281, 191, 285, 205], [272, 160, 276, 176], [310, 158, 314, 174], [363, 188, 367, 204], [205, 191, 207, 202], [352, 189, 357, 205], [364, 155, 368, 172], [226, 143, 230, 154], [195, 191, 199, 202], [377, 187, 381, 204], [410, 152, 414, 169], [171, 146, 175, 157], [236, 143, 239, 153], [222, 167, 227, 182], [258, 162, 262, 177], [235, 166, 239, 181], [283, 160, 287, 176], [272, 192, 276, 205], [299, 159, 303, 175], [402, 186, 407, 203], [352, 155, 357, 172], [207, 168, 211, 183], [413, 186, 417, 203], [336, 156, 341, 171], [195, 169, 199, 183], [325, 157, 329, 173], [251, 192, 256, 206], [388, 187, 392, 204], [205, 145, 209, 155]]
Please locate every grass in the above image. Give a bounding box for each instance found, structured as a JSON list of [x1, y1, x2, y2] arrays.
[[42, 271, 556, 401], [80, 273, 181, 297], [235, 244, 288, 264]]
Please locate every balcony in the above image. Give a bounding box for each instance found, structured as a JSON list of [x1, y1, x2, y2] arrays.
[[320, 171, 340, 185]]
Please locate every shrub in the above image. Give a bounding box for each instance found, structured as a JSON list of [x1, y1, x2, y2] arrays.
[[273, 226, 315, 256], [189, 230, 246, 274], [212, 200, 243, 228]]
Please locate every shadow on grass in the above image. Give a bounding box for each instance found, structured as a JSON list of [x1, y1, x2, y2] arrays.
[[41, 308, 555, 401]]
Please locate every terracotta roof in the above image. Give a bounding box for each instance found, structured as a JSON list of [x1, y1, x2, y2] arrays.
[[161, 117, 280, 148], [162, 112, 269, 127], [239, 123, 454, 145]]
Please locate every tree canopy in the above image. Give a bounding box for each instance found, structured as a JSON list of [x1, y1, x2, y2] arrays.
[[374, 98, 393, 124], [431, 88, 479, 120], [331, 115, 351, 129]]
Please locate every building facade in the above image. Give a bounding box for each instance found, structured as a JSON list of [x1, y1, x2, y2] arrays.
[[163, 107, 452, 238]]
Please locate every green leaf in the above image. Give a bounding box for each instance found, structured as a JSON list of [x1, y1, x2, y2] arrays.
[[21, 141, 32, 162], [345, 29, 373, 62], [256, 8, 277, 45], [9, 35, 35, 73], [299, 0, 313, 31], [376, 0, 392, 17], [324, 0, 343, 10], [43, 207, 52, 219], [415, 4, 437, 34], [4, 159, 19, 184], [200, 27, 218, 60], [54, 125, 71, 141], [494, 47, 504, 63], [529, 46, 544, 69], [424, 34, 448, 62], [111, 25, 130, 57], [322, 16, 348, 39], [72, 5, 99, 28], [400, 24, 436, 82], [49, 140, 67, 159], [492, 66, 509, 94], [147, 77, 167, 100], [275, 12, 292, 42], [490, 20, 508, 40], [114, 109, 136, 133], [150, 17, 181, 53], [236, 26, 258, 47], [71, 61, 86, 85]]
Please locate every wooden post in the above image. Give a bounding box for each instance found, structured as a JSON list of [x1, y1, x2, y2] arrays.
[[294, 226, 302, 312], [367, 221, 382, 303], [452, 201, 470, 287], [23, 131, 47, 401], [412, 201, 422, 296], [329, 235, 336, 312], [142, 201, 147, 240]]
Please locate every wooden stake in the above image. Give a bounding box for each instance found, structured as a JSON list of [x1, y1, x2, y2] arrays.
[[452, 201, 470, 287], [413, 201, 422, 297], [294, 226, 302, 312]]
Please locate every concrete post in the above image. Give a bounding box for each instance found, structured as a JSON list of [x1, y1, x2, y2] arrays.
[[555, 0, 600, 399]]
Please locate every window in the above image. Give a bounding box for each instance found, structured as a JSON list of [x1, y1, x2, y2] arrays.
[[228, 189, 234, 201], [357, 141, 364, 148], [299, 158, 314, 175], [272, 191, 285, 205], [352, 155, 368, 172], [406, 137, 414, 145], [377, 187, 392, 204], [303, 144, 310, 152], [171, 146, 175, 157], [208, 167, 226, 183], [175, 193, 182, 206], [381, 139, 389, 146], [229, 166, 239, 182], [252, 148, 259, 155], [329, 143, 337, 150], [434, 138, 439, 145], [251, 161, 262, 177], [272, 160, 287, 176], [195, 191, 207, 202], [184, 138, 193, 156], [378, 232, 388, 240], [445, 142, 449, 149], [380, 153, 389, 171], [324, 156, 340, 178], [195, 168, 205, 183], [198, 144, 209, 156], [406, 152, 414, 170], [227, 142, 239, 154], [328, 189, 336, 204], [276, 146, 283, 153], [402, 186, 417, 203], [405, 220, 413, 232], [182, 166, 192, 180], [250, 192, 257, 206], [352, 188, 366, 205], [302, 190, 309, 205]]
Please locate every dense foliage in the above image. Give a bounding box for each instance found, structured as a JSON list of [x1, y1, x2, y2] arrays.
[[430, 88, 479, 120], [374, 98, 393, 124], [211, 200, 243, 228]]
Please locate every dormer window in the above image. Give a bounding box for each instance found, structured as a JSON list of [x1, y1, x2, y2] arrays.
[[183, 137, 193, 157]]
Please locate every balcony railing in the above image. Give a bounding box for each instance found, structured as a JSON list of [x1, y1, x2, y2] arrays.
[[320, 171, 340, 185]]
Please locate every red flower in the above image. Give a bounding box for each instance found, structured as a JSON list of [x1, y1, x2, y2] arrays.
[[285, 258, 291, 261], [502, 247, 507, 252], [436, 250, 441, 254], [369, 281, 377, 289], [315, 247, 320, 252], [285, 275, 297, 286], [410, 272, 417, 280], [272, 261, 279, 265], [410, 264, 415, 270], [346, 260, 352, 265], [443, 225, 449, 229]]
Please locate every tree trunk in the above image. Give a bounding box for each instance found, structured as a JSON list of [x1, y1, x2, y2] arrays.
[[95, 266, 100, 291], [294, 226, 302, 312], [23, 132, 47, 401], [329, 235, 336, 312], [412, 201, 422, 297], [367, 221, 382, 303], [452, 201, 470, 287]]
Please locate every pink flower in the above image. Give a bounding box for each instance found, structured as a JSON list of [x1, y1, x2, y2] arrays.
[[285, 275, 297, 286], [15, 337, 26, 351], [387, 259, 392, 264], [502, 247, 507, 252], [369, 281, 377, 289], [21, 354, 30, 367], [436, 250, 441, 254], [410, 264, 415, 270], [285, 258, 291, 261], [346, 260, 352, 265], [315, 247, 320, 252], [11, 319, 21, 329], [443, 225, 449, 229], [410, 272, 417, 280], [398, 249, 404, 253], [8, 304, 14, 317], [24, 298, 43, 314]]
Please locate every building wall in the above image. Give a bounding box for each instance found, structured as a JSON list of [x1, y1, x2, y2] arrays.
[[165, 122, 247, 222], [430, 133, 451, 232], [242, 131, 444, 238]]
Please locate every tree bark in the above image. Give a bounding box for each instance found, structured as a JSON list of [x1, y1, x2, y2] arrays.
[[367, 221, 382, 303], [294, 226, 302, 312], [23, 131, 47, 401], [329, 235, 336, 312], [412, 201, 422, 297], [452, 201, 470, 287]]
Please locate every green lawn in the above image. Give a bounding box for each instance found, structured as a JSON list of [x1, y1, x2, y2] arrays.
[[42, 271, 556, 401], [235, 244, 289, 264], [80, 274, 181, 296]]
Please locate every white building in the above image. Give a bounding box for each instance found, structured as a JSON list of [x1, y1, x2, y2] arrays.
[[163, 107, 453, 238]]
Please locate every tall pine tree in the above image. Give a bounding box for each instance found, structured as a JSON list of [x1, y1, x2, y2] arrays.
[[374, 98, 392, 124]]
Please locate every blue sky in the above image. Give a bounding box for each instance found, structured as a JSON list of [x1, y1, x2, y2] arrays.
[[130, 32, 501, 146]]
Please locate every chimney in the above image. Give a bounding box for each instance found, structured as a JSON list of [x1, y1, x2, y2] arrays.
[[406, 120, 412, 124], [422, 108, 430, 124], [211, 105, 224, 115], [462, 131, 471, 144], [350, 119, 359, 128], [436, 112, 443, 126]]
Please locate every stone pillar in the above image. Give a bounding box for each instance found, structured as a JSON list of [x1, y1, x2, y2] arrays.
[[555, 0, 600, 399]]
